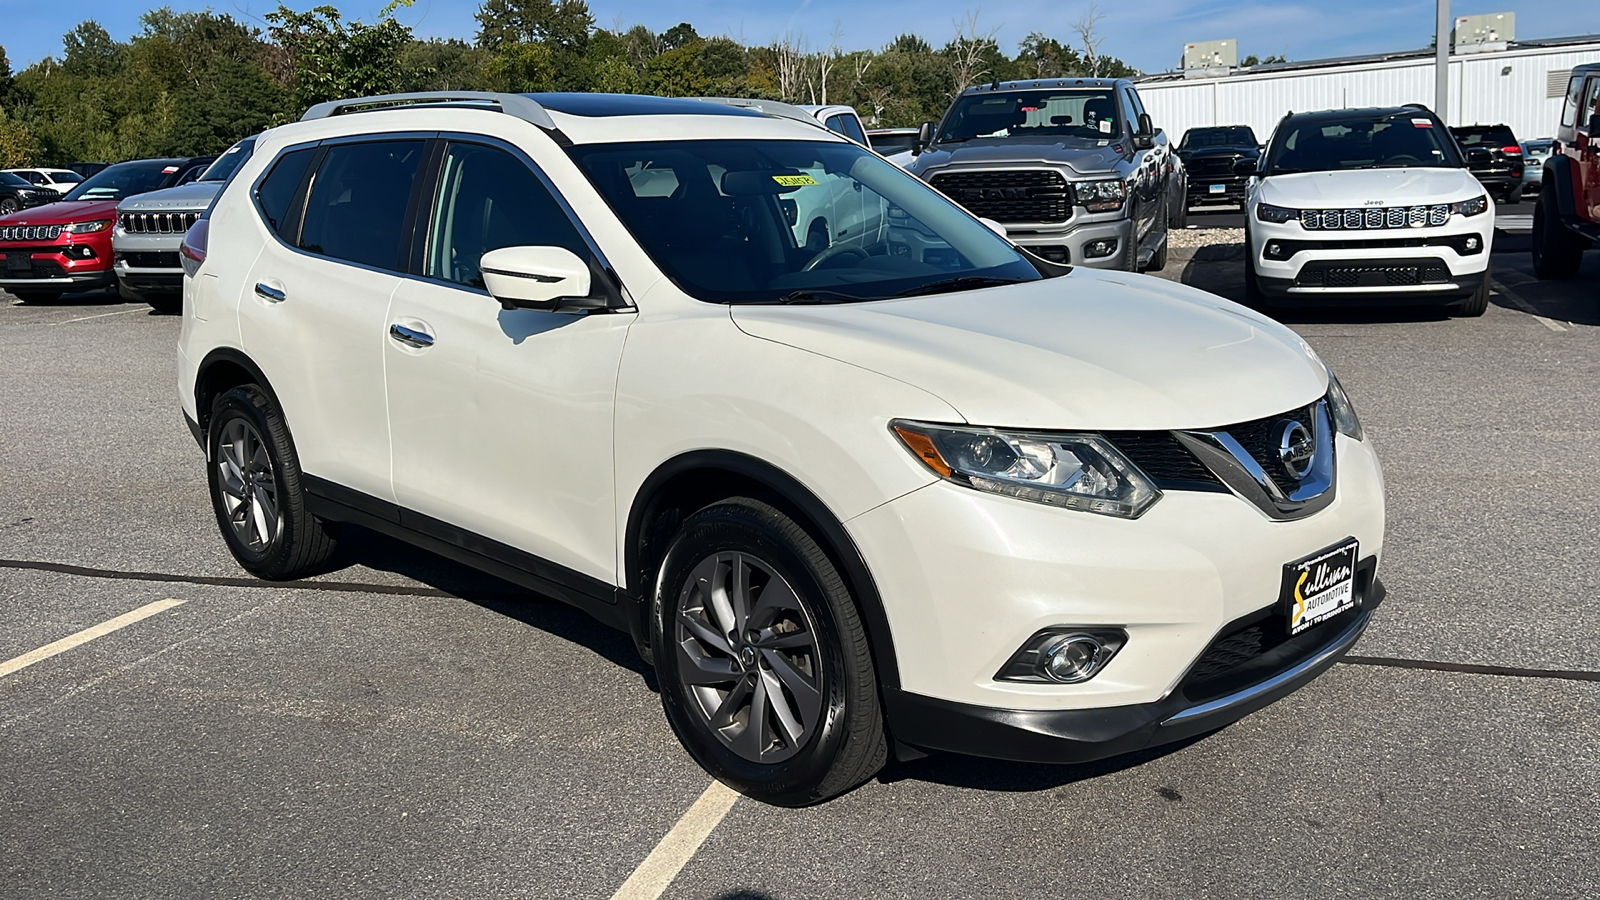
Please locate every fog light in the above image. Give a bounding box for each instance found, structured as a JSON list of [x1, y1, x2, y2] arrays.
[[1265, 240, 1287, 259], [1465, 236, 1480, 251], [995, 627, 1127, 683], [1084, 239, 1118, 259], [68, 245, 95, 260]]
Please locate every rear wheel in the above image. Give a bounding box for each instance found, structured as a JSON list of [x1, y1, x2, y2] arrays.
[[1532, 185, 1584, 280], [653, 498, 886, 806], [207, 385, 340, 580], [1449, 277, 1490, 317]]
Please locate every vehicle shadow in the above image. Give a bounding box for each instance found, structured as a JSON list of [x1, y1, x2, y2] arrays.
[[878, 731, 1213, 793], [328, 525, 654, 680], [4, 286, 126, 307]]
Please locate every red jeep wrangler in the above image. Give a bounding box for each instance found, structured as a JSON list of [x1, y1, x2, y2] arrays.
[[1533, 63, 1600, 279]]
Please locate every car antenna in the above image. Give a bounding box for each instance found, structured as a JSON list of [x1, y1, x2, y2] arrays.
[[990, 76, 1000, 90]]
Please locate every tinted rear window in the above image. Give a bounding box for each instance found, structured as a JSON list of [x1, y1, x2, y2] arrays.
[[255, 148, 315, 238], [1452, 126, 1517, 147], [1182, 127, 1257, 148], [297, 140, 425, 271]]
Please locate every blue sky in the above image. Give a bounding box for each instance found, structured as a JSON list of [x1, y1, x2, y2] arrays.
[[0, 0, 1585, 74]]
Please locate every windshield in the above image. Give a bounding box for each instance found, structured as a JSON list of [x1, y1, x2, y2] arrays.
[[0, 172, 31, 187], [568, 139, 1044, 304], [937, 90, 1123, 144], [62, 161, 179, 201], [199, 138, 256, 183], [1266, 112, 1462, 174], [1181, 127, 1257, 149]]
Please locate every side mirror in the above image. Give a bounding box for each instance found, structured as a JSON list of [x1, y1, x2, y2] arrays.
[[1466, 147, 1492, 165], [1232, 157, 1260, 177], [915, 121, 935, 154], [1131, 113, 1156, 150], [480, 245, 599, 312], [976, 217, 1007, 238]]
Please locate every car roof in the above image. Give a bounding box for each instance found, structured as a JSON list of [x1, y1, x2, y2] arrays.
[[962, 77, 1129, 95], [1282, 106, 1439, 124]]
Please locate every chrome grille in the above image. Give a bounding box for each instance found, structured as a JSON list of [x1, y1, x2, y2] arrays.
[[1299, 205, 1451, 231], [0, 224, 65, 242], [118, 211, 202, 234]]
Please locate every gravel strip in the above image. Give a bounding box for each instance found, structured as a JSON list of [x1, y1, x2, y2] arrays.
[[1169, 227, 1243, 249]]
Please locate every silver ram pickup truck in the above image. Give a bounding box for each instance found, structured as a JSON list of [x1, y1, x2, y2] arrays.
[[908, 78, 1186, 271], [114, 136, 255, 312]]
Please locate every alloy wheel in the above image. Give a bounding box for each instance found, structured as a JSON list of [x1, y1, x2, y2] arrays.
[[674, 551, 824, 764], [0, 199, 16, 214], [215, 418, 281, 551]]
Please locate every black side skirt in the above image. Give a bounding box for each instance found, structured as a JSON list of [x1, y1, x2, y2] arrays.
[[301, 474, 628, 632]]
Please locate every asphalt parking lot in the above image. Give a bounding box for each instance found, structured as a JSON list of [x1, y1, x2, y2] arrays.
[[2, 214, 1597, 899]]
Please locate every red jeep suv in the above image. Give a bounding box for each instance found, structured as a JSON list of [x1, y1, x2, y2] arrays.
[[0, 156, 211, 302], [1534, 63, 1600, 279]]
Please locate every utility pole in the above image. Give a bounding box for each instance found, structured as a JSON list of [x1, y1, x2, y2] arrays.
[[1435, 0, 1450, 122]]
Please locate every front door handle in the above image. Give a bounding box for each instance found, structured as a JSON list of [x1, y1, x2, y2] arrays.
[[389, 323, 434, 349], [254, 282, 286, 303]]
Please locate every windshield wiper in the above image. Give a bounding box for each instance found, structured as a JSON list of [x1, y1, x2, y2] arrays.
[[776, 289, 880, 304], [891, 276, 1023, 298]]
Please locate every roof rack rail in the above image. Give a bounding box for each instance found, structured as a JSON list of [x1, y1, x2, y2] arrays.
[[692, 97, 826, 130], [300, 91, 557, 131]]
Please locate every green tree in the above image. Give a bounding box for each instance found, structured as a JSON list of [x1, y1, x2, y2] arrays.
[[398, 38, 490, 91], [265, 4, 412, 112], [474, 0, 593, 55]]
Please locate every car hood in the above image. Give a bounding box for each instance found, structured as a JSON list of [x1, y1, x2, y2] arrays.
[[912, 136, 1126, 177], [0, 199, 119, 225], [730, 269, 1327, 431], [117, 181, 223, 212], [1260, 167, 1482, 207]]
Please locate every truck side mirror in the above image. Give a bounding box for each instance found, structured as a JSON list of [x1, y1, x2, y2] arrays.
[[1131, 113, 1155, 150], [915, 121, 935, 154]]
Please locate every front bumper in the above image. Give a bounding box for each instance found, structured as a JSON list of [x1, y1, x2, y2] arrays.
[[1186, 176, 1248, 205], [886, 575, 1382, 763], [1007, 216, 1134, 269], [1249, 209, 1493, 303]]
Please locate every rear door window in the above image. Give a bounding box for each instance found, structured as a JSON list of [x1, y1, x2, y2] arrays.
[[298, 140, 426, 271]]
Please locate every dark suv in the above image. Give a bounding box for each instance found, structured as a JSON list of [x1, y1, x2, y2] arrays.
[[1533, 63, 1600, 279], [1177, 125, 1260, 209], [1450, 124, 1524, 206]]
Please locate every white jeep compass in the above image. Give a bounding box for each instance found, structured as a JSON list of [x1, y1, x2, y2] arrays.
[[177, 91, 1386, 805], [1244, 105, 1494, 316]]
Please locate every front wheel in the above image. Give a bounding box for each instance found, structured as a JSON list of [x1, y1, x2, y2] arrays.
[[207, 385, 340, 579], [1499, 188, 1520, 207], [1449, 277, 1490, 317], [1532, 186, 1584, 280], [0, 198, 18, 215], [653, 498, 886, 806]]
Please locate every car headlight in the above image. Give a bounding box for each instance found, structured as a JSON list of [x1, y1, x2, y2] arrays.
[[890, 420, 1162, 518], [1324, 367, 1363, 440], [65, 219, 111, 234], [1255, 202, 1298, 224], [1450, 195, 1489, 217], [1074, 179, 1126, 213]]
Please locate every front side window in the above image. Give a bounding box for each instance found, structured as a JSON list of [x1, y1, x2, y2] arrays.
[[835, 115, 868, 145], [298, 140, 425, 271], [1266, 112, 1463, 174], [49, 171, 82, 184], [21, 171, 46, 185], [1584, 78, 1600, 130], [569, 139, 1044, 304], [425, 142, 589, 289], [1561, 76, 1585, 129], [938, 90, 1121, 144]]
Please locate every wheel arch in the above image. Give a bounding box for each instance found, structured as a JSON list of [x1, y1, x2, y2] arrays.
[[1541, 154, 1578, 218], [623, 449, 901, 690], [194, 347, 282, 440]]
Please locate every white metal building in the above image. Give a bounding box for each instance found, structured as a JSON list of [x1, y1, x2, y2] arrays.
[[1137, 35, 1600, 144]]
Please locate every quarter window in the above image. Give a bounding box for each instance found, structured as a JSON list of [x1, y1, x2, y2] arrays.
[[255, 148, 314, 238], [1561, 76, 1584, 129], [298, 140, 426, 271], [425, 142, 589, 289]]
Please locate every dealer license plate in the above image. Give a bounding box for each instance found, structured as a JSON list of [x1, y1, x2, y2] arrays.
[[1209, 183, 1226, 194], [1281, 539, 1358, 636]]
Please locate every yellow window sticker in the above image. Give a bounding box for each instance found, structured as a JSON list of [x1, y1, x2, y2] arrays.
[[772, 174, 818, 187]]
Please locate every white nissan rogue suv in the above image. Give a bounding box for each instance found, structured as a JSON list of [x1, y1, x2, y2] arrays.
[[1244, 105, 1494, 316], [177, 91, 1386, 805]]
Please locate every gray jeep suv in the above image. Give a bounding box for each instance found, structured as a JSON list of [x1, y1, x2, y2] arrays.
[[909, 78, 1185, 271], [113, 137, 255, 312]]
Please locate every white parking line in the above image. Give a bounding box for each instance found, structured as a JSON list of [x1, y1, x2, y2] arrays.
[[609, 780, 740, 900], [56, 307, 146, 325], [1491, 278, 1568, 332], [0, 598, 188, 679]]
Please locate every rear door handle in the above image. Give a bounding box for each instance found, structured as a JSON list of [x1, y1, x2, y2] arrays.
[[254, 282, 286, 303], [389, 323, 434, 349]]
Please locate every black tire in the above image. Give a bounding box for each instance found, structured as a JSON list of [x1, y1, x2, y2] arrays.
[[1242, 231, 1264, 307], [1144, 234, 1168, 273], [207, 385, 340, 580], [0, 198, 18, 215], [1169, 191, 1188, 231], [146, 293, 181, 314], [11, 291, 61, 303], [653, 497, 886, 806], [1449, 277, 1490, 317], [1499, 188, 1520, 207], [1532, 185, 1584, 280]]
